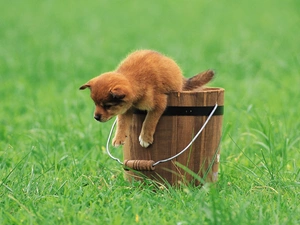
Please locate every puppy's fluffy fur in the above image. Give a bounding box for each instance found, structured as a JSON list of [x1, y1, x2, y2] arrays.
[[80, 50, 214, 147]]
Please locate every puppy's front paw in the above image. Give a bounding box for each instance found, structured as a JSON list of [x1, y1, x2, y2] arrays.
[[112, 135, 126, 147], [139, 135, 153, 148]]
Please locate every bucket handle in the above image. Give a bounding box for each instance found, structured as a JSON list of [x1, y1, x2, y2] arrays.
[[106, 103, 218, 171]]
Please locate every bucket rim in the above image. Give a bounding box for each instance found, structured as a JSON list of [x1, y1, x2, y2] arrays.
[[173, 87, 225, 94]]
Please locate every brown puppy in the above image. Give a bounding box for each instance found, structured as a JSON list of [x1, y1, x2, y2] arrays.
[[80, 50, 214, 148]]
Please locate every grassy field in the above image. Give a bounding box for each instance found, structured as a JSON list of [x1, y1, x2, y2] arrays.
[[1, 0, 300, 224]]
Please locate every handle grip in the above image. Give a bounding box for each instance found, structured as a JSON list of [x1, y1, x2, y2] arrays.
[[124, 160, 155, 171]]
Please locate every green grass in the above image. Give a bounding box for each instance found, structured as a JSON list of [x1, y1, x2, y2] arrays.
[[1, 0, 300, 224]]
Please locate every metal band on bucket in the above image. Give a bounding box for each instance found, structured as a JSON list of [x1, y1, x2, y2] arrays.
[[133, 106, 224, 116]]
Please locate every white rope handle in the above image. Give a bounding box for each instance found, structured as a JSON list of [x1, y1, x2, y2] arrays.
[[106, 119, 123, 165], [106, 103, 218, 167]]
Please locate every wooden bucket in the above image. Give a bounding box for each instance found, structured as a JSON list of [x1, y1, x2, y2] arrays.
[[123, 88, 224, 186]]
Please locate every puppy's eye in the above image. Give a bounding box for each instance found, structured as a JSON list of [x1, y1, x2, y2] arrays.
[[103, 105, 112, 109], [103, 103, 116, 109]]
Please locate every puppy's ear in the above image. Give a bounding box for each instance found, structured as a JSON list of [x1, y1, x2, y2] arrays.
[[110, 87, 126, 100], [79, 83, 90, 90]]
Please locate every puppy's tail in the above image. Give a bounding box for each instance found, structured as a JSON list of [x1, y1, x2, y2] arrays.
[[183, 70, 215, 91]]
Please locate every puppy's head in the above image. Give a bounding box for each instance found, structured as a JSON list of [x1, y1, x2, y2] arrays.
[[79, 72, 133, 122]]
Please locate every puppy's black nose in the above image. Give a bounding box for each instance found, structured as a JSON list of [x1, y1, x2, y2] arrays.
[[94, 115, 101, 121]]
